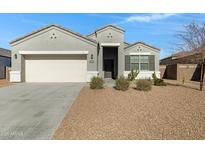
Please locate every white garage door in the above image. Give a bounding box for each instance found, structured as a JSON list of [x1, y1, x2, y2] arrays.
[[25, 55, 87, 82]]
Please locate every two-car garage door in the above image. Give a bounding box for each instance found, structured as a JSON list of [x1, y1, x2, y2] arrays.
[[25, 54, 87, 82]]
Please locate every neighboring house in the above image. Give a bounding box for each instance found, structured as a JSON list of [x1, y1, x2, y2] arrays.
[[0, 48, 11, 79], [160, 50, 202, 65], [160, 50, 203, 81], [10, 24, 160, 82]]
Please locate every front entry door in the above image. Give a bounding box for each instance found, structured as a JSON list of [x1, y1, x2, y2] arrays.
[[103, 47, 118, 79], [104, 59, 114, 79]]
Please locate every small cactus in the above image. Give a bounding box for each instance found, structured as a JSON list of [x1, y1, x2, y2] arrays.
[[128, 69, 139, 81]]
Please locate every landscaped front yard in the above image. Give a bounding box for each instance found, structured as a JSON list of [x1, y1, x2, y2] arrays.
[[53, 85, 205, 140]]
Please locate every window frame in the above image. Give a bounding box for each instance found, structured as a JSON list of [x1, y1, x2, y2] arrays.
[[139, 55, 149, 71], [130, 55, 150, 71], [130, 55, 139, 70]]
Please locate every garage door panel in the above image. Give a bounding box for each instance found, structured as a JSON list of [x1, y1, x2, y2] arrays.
[[25, 55, 87, 82], [25, 54, 87, 60]]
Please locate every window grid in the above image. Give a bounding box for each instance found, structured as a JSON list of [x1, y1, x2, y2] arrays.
[[130, 55, 149, 71]]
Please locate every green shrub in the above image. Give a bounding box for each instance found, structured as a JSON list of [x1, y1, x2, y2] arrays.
[[136, 79, 152, 91], [152, 72, 167, 86], [154, 79, 167, 86], [115, 76, 130, 91], [152, 72, 158, 81], [90, 76, 104, 89], [128, 69, 139, 81]]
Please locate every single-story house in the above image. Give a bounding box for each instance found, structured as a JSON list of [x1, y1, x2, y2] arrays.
[[10, 24, 160, 82], [0, 48, 11, 79]]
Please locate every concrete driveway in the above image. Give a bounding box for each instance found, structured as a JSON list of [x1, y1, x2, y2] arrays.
[[0, 83, 84, 139]]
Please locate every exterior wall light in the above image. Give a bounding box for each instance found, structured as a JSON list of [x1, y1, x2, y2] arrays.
[[89, 54, 94, 63], [14, 54, 17, 59]]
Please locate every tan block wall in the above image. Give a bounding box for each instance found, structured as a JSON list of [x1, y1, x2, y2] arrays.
[[160, 65, 166, 79], [177, 64, 200, 82], [160, 64, 201, 81]]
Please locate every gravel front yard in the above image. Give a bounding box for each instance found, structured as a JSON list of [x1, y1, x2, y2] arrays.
[[53, 85, 205, 140]]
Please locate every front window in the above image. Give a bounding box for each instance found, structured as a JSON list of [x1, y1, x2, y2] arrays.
[[131, 63, 139, 70], [130, 56, 139, 70], [130, 55, 149, 71], [140, 55, 149, 70]]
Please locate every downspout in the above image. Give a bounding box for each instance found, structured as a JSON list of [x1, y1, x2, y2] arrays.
[[95, 31, 100, 76]]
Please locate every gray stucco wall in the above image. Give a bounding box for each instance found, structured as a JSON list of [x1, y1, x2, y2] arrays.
[[11, 27, 97, 81], [11, 25, 160, 82], [124, 43, 160, 72], [88, 27, 125, 77]]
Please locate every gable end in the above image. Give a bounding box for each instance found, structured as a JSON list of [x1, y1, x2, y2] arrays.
[[10, 24, 97, 46]]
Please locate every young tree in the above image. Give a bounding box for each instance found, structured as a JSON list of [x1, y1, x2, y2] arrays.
[[176, 22, 205, 91]]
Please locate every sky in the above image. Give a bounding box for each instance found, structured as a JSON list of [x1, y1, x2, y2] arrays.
[[0, 13, 205, 58]]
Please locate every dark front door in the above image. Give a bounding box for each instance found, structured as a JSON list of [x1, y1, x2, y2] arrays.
[[103, 47, 118, 79], [104, 59, 114, 78]]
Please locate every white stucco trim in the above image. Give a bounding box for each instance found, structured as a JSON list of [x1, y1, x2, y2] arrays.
[[87, 71, 99, 82], [10, 71, 21, 82], [129, 52, 151, 55], [123, 71, 160, 79], [19, 51, 89, 55], [101, 43, 120, 47]]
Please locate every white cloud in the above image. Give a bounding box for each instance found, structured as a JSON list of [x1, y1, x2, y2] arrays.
[[125, 13, 176, 23], [21, 18, 46, 26], [88, 14, 124, 20], [14, 14, 47, 26]]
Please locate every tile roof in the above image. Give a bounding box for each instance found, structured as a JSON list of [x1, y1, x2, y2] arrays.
[[0, 48, 11, 58], [171, 50, 201, 59], [161, 50, 202, 61]]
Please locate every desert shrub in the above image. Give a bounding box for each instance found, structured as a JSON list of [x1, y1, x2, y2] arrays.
[[115, 76, 130, 91], [136, 79, 152, 91], [154, 78, 167, 86], [152, 72, 158, 81], [152, 72, 167, 86], [128, 69, 139, 81], [90, 76, 104, 89]]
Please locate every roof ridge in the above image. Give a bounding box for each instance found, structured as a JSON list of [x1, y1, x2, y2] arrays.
[[87, 24, 125, 36], [0, 47, 10, 51], [124, 41, 130, 45], [10, 24, 97, 45], [125, 41, 160, 50]]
